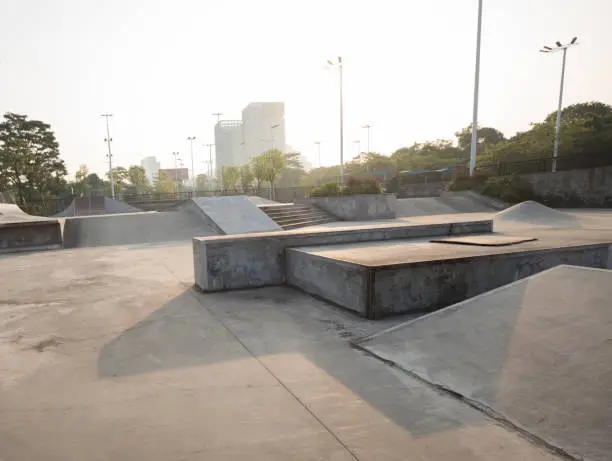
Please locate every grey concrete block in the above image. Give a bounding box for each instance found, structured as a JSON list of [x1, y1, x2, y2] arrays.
[[286, 239, 611, 319], [309, 194, 396, 221], [193, 219, 493, 291]]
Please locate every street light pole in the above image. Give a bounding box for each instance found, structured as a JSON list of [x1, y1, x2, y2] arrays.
[[187, 136, 196, 190], [270, 124, 280, 150], [101, 114, 115, 198], [212, 113, 223, 124], [172, 151, 180, 195], [314, 141, 322, 168], [469, 0, 483, 177], [540, 37, 578, 172], [327, 56, 344, 184], [361, 124, 371, 152], [354, 140, 361, 156]]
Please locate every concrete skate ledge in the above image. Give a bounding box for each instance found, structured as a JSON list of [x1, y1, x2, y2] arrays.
[[193, 218, 493, 291], [0, 220, 62, 254], [287, 239, 611, 319]]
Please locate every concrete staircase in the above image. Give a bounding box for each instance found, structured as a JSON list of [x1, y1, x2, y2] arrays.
[[259, 204, 337, 230]]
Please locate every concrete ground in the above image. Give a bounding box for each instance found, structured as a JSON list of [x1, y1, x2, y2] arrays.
[[360, 265, 612, 461], [2, 208, 611, 461], [1, 243, 562, 461]]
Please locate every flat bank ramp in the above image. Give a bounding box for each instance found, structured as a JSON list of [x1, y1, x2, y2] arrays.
[[188, 196, 281, 234], [360, 265, 612, 461], [62, 210, 217, 248], [396, 194, 497, 217]]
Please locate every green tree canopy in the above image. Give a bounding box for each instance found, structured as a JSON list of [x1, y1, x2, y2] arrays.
[[239, 165, 254, 191], [0, 112, 67, 203], [154, 170, 175, 194]]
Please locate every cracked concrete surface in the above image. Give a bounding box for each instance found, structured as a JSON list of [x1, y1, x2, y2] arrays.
[[1, 242, 563, 461]]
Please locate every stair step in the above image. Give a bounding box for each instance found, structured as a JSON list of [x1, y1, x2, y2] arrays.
[[275, 214, 331, 226], [282, 218, 337, 230], [268, 210, 330, 221]]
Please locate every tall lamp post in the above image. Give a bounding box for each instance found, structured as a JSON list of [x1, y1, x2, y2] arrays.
[[270, 124, 280, 150], [361, 124, 371, 153], [314, 141, 322, 168], [187, 136, 196, 190], [204, 143, 215, 190], [354, 140, 361, 156], [327, 56, 344, 184], [172, 151, 180, 194], [101, 114, 115, 198], [540, 37, 578, 172], [469, 0, 483, 177]]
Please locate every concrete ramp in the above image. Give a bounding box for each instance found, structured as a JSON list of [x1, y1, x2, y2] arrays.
[[360, 265, 612, 461], [495, 200, 580, 227], [189, 196, 281, 234], [397, 194, 501, 218], [55, 197, 142, 217], [0, 203, 62, 253], [62, 210, 217, 248]]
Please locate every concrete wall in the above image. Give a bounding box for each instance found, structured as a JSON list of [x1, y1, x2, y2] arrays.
[[193, 220, 493, 291], [373, 244, 610, 318], [0, 222, 62, 254], [286, 242, 610, 319], [308, 194, 396, 221], [396, 166, 612, 207], [398, 182, 446, 198], [523, 165, 612, 207]]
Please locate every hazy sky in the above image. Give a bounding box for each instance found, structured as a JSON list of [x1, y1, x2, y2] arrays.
[[1, 0, 611, 179]]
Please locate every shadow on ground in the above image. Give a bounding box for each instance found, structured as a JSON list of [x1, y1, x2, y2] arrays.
[[97, 283, 532, 439]]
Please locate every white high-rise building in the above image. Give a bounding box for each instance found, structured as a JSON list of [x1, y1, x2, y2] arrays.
[[242, 102, 285, 161], [214, 120, 243, 176], [140, 156, 160, 183]]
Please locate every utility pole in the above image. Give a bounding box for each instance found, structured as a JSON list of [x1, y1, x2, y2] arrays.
[[361, 124, 371, 153], [212, 113, 223, 125], [540, 37, 578, 172], [469, 0, 483, 177], [204, 143, 215, 190], [187, 136, 196, 190], [327, 56, 344, 184], [270, 124, 280, 150], [172, 151, 180, 195], [101, 114, 115, 198], [314, 141, 322, 168]]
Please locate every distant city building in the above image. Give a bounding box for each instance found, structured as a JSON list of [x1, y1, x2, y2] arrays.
[[140, 156, 160, 183], [242, 102, 286, 161], [158, 168, 189, 183], [214, 120, 243, 175]]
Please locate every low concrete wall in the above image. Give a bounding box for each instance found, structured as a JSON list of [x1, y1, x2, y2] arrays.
[[193, 219, 493, 291], [373, 244, 610, 318], [286, 243, 611, 319], [0, 221, 62, 254], [523, 165, 612, 207], [308, 194, 396, 221], [398, 182, 446, 198]]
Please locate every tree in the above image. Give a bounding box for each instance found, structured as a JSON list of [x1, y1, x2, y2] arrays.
[[154, 170, 175, 194], [239, 165, 254, 192], [84, 173, 104, 191], [127, 165, 149, 187], [391, 140, 463, 172], [345, 152, 395, 177], [455, 125, 505, 158], [251, 155, 267, 191], [220, 166, 239, 190], [196, 174, 208, 191], [544, 101, 612, 124], [0, 112, 68, 204], [75, 164, 89, 182]]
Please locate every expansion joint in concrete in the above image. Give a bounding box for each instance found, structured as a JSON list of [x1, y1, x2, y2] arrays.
[[352, 343, 583, 461]]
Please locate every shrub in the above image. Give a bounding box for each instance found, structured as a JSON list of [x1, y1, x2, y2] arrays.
[[482, 175, 534, 203], [309, 182, 341, 197], [344, 177, 382, 195]]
